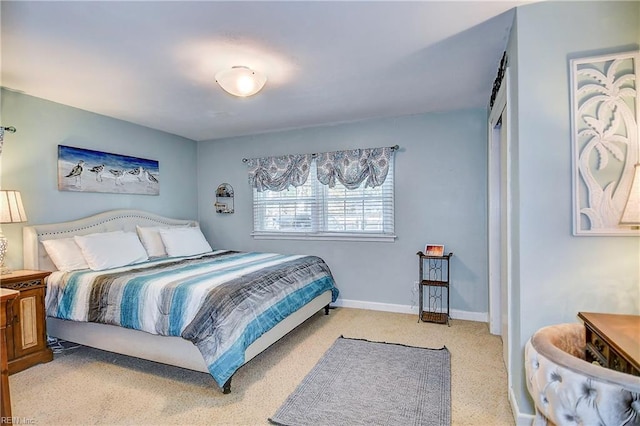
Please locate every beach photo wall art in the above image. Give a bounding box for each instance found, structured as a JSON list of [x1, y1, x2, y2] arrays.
[[58, 145, 159, 195]]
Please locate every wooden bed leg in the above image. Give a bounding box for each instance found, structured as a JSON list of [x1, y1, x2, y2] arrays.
[[223, 378, 232, 394], [324, 305, 330, 315]]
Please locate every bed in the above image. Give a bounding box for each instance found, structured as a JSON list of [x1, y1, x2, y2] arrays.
[[23, 209, 338, 393]]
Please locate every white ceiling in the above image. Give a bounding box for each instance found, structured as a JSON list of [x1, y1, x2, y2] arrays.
[[1, 1, 529, 142]]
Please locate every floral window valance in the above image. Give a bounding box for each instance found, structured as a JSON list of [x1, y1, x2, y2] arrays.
[[245, 146, 396, 192], [316, 146, 394, 190], [245, 154, 312, 192]]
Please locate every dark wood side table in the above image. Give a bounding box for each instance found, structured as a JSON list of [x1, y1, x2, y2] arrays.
[[578, 312, 640, 376], [0, 270, 53, 374], [1, 288, 19, 420]]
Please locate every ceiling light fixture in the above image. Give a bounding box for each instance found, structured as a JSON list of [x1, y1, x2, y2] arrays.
[[215, 66, 267, 97]]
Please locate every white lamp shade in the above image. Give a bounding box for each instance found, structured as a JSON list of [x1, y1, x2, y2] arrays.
[[619, 163, 640, 226], [215, 66, 267, 97], [0, 190, 27, 223]]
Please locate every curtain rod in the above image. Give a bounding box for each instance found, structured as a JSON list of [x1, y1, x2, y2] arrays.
[[242, 144, 399, 163]]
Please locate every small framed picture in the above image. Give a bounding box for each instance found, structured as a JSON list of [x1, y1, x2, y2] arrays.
[[424, 244, 444, 257]]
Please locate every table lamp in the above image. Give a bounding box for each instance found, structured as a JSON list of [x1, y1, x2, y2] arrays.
[[0, 190, 28, 274]]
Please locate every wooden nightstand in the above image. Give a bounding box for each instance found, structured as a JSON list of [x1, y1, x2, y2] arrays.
[[0, 270, 53, 374]]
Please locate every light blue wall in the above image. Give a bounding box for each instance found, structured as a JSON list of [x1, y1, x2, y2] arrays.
[[510, 1, 640, 415], [0, 89, 198, 270], [197, 110, 489, 315]]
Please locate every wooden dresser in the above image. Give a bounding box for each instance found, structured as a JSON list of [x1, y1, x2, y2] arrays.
[[0, 270, 53, 374], [578, 312, 640, 376]]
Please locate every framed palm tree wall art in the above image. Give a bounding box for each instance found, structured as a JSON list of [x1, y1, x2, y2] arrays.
[[571, 50, 639, 236]]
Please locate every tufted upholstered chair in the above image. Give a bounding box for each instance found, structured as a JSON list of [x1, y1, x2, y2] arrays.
[[525, 323, 640, 426]]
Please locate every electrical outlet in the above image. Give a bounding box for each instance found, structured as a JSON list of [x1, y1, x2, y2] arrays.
[[410, 281, 419, 307]]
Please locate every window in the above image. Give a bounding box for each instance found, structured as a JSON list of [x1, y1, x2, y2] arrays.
[[252, 161, 395, 241]]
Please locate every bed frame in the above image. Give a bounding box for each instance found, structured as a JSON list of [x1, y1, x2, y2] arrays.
[[23, 209, 332, 393]]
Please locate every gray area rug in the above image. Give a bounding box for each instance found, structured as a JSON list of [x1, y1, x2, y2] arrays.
[[270, 336, 451, 426]]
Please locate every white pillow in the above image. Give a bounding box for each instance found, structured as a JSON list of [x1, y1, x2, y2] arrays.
[[74, 231, 149, 271], [159, 227, 212, 257], [136, 225, 169, 257], [42, 238, 90, 271]]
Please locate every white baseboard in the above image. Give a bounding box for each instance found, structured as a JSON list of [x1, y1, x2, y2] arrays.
[[332, 298, 488, 323], [509, 385, 535, 425]]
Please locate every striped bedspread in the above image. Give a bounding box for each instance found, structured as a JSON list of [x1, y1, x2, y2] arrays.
[[45, 250, 339, 388]]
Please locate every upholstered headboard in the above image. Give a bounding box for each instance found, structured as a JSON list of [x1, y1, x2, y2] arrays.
[[23, 209, 198, 271]]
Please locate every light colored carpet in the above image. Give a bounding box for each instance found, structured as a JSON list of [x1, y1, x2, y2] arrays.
[[270, 337, 451, 425], [9, 308, 513, 425]]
